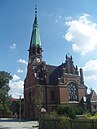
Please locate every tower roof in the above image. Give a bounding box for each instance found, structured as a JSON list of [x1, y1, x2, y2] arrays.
[[29, 6, 41, 48]]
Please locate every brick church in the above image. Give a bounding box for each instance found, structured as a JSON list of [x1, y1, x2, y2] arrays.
[[24, 8, 88, 120]]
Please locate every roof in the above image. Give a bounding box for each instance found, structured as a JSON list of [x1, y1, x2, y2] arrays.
[[46, 64, 57, 75], [46, 64, 63, 85], [86, 90, 97, 102], [10, 98, 19, 102], [90, 90, 97, 102], [29, 12, 41, 48]]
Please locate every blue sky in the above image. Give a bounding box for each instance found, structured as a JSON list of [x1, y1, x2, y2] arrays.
[[1, 0, 97, 98]]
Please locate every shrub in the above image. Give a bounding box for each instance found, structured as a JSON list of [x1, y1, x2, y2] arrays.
[[59, 116, 70, 129], [41, 111, 70, 129], [92, 109, 97, 116], [45, 111, 58, 120], [57, 104, 85, 119]]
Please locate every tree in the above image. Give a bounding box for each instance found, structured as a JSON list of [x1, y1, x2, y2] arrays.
[[31, 85, 44, 119], [10, 98, 24, 118], [0, 71, 12, 115]]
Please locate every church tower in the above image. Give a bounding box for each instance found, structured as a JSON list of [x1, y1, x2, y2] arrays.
[[28, 6, 42, 66], [24, 6, 44, 120]]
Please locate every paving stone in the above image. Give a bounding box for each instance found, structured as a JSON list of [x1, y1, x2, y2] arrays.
[[0, 118, 39, 129]]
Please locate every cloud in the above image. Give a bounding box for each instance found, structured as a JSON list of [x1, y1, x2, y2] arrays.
[[82, 59, 97, 90], [47, 13, 53, 18], [9, 43, 16, 49], [9, 74, 24, 98], [12, 74, 20, 81], [64, 14, 97, 55], [55, 15, 62, 23], [10, 92, 23, 99], [83, 59, 97, 78], [17, 59, 28, 65], [9, 79, 24, 90], [17, 69, 23, 73]]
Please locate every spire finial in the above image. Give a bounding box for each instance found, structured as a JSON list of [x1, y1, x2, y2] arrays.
[[35, 4, 37, 16], [67, 53, 70, 56]]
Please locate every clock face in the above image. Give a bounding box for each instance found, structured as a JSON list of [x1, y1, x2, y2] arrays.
[[36, 57, 40, 62], [68, 82, 78, 101]]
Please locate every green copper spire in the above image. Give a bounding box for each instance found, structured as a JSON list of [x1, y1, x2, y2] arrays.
[[30, 6, 41, 48]]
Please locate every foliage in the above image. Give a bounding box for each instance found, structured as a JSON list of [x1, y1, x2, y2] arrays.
[[40, 111, 70, 129], [57, 104, 85, 119], [39, 110, 97, 129], [0, 71, 12, 89], [0, 71, 12, 115], [31, 85, 44, 119], [10, 100, 19, 114], [31, 85, 43, 107], [59, 116, 71, 129], [90, 114, 97, 119], [40, 117, 97, 129], [84, 113, 97, 119], [45, 111, 58, 120], [92, 109, 97, 116], [10, 99, 24, 117], [83, 113, 92, 119]]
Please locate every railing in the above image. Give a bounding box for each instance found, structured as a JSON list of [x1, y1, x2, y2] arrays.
[[39, 119, 97, 129]]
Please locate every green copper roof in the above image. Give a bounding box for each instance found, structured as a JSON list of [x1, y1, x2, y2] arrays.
[[30, 13, 41, 48]]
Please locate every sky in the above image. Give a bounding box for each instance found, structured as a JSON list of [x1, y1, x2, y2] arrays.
[[1, 0, 97, 98]]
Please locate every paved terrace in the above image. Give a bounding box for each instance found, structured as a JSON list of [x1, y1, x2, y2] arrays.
[[0, 118, 39, 129]]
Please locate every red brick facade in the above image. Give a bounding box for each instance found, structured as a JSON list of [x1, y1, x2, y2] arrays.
[[24, 12, 87, 120]]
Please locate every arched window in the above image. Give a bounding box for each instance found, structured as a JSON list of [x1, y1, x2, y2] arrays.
[[68, 82, 78, 101]]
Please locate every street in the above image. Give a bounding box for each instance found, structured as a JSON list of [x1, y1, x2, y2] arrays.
[[0, 118, 39, 129]]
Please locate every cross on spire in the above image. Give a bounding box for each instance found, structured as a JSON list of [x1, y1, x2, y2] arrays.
[[29, 4, 41, 48], [35, 4, 37, 16], [67, 53, 70, 56]]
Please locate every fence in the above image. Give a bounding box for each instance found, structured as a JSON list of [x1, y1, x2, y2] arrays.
[[39, 119, 97, 129], [71, 119, 97, 129]]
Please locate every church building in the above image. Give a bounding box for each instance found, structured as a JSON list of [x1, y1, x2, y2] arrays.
[[24, 8, 87, 120]]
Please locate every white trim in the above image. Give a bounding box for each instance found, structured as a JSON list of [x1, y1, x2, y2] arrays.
[[69, 101, 79, 104], [91, 101, 97, 103]]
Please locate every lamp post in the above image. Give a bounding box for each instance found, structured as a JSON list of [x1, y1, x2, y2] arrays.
[[0, 101, 2, 116], [39, 107, 46, 129], [19, 95, 21, 123]]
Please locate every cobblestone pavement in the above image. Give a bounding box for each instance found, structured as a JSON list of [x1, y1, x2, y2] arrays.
[[0, 118, 39, 129]]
